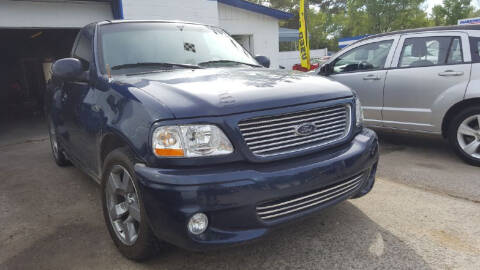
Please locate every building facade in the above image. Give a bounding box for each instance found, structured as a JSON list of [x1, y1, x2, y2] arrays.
[[0, 0, 292, 68], [121, 0, 292, 68]]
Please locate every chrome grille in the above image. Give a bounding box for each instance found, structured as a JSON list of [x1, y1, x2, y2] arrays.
[[238, 104, 351, 157], [256, 173, 364, 221]]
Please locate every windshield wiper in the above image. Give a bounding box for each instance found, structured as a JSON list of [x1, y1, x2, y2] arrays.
[[198, 60, 262, 67], [111, 62, 203, 70]]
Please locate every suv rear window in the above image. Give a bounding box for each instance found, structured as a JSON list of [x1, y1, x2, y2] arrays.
[[399, 36, 463, 68], [470, 37, 480, 62]]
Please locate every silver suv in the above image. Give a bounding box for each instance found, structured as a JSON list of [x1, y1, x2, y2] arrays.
[[319, 25, 480, 166]]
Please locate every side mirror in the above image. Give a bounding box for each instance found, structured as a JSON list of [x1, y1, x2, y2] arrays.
[[319, 63, 332, 76], [52, 58, 88, 82], [254, 56, 270, 68]]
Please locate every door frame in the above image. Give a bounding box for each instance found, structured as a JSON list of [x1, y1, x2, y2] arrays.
[[327, 35, 401, 126], [328, 34, 402, 71]]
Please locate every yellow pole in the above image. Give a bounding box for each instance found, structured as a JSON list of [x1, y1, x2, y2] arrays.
[[299, 0, 311, 70]]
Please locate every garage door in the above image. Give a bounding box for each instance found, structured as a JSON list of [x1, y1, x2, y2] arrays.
[[0, 0, 114, 28]]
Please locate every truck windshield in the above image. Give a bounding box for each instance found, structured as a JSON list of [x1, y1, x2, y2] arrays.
[[98, 22, 260, 75]]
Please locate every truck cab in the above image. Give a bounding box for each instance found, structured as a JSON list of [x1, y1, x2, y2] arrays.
[[46, 20, 379, 260]]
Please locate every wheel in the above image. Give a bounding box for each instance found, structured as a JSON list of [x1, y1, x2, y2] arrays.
[[101, 147, 158, 261], [48, 121, 71, 167], [448, 106, 480, 166]]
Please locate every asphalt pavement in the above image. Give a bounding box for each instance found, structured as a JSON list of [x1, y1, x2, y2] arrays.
[[0, 127, 479, 270]]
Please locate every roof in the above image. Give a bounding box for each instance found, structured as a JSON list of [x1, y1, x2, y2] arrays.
[[279, 28, 299, 42], [338, 35, 369, 48], [361, 24, 480, 42], [100, 20, 215, 27], [217, 0, 294, 20], [338, 35, 370, 43]]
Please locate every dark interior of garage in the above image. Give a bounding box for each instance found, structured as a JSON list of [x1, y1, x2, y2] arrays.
[[0, 29, 78, 144]]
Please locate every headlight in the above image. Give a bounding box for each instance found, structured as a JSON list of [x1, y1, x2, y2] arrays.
[[355, 96, 364, 127], [152, 124, 234, 157]]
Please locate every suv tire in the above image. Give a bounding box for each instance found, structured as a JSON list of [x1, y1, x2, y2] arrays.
[[101, 147, 158, 261], [448, 106, 480, 166]]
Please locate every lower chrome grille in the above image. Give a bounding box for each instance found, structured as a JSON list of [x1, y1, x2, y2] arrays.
[[238, 104, 352, 157], [256, 173, 364, 221]]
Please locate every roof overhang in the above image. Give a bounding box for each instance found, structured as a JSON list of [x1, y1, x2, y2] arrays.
[[217, 0, 294, 20]]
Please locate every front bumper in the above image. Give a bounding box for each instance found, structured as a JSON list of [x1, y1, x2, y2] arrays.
[[135, 128, 379, 251]]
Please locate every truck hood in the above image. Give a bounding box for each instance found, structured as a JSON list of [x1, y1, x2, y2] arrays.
[[116, 68, 352, 119]]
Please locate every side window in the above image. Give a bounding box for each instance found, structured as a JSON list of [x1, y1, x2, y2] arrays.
[[398, 36, 463, 68], [447, 38, 463, 64], [333, 40, 393, 73], [73, 28, 93, 69], [469, 37, 480, 62]]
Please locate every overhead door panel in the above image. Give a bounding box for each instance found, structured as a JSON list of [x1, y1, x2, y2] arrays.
[[0, 0, 113, 28]]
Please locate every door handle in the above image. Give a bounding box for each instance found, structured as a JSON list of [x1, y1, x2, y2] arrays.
[[91, 104, 101, 113], [61, 92, 68, 103], [363, 75, 381, 80], [438, 70, 464, 76]]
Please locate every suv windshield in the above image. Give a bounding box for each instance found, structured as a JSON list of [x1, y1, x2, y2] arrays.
[[98, 22, 260, 75]]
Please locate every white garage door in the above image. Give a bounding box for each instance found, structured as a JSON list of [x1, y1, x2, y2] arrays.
[[0, 0, 113, 28]]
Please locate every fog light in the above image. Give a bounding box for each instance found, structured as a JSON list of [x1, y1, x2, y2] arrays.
[[188, 213, 208, 235]]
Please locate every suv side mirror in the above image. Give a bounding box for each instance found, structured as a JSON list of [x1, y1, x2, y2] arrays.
[[52, 58, 88, 82], [254, 56, 270, 68]]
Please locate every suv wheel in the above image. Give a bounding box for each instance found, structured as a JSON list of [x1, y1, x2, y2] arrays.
[[101, 147, 158, 261], [48, 121, 71, 167], [448, 106, 480, 166]]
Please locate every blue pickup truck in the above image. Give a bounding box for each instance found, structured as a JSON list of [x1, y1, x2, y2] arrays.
[[45, 20, 379, 260]]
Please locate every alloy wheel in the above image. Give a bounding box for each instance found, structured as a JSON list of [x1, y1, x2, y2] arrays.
[[105, 165, 141, 246], [49, 125, 60, 159], [457, 114, 480, 160]]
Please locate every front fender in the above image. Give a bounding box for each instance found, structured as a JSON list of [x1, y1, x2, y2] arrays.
[[95, 79, 174, 174]]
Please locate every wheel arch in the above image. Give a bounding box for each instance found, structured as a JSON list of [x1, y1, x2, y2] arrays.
[[99, 132, 139, 176], [442, 98, 480, 138]]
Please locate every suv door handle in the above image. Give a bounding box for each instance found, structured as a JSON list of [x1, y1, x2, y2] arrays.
[[363, 75, 380, 80], [438, 70, 464, 76]]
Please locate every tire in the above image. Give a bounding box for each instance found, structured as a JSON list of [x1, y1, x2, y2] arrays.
[[48, 121, 71, 167], [448, 106, 480, 166], [101, 147, 158, 261]]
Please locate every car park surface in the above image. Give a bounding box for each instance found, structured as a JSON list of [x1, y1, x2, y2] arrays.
[[1, 127, 479, 269], [377, 131, 480, 202]]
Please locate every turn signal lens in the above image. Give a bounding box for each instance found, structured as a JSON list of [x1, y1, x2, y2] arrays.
[[154, 148, 184, 157], [355, 96, 364, 127]]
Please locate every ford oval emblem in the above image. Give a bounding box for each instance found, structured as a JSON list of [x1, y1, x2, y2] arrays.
[[295, 123, 316, 136]]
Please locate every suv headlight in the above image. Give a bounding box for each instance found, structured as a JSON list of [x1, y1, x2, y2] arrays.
[[355, 96, 364, 127], [152, 125, 234, 157]]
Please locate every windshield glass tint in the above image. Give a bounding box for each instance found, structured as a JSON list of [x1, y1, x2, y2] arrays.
[[98, 23, 258, 74]]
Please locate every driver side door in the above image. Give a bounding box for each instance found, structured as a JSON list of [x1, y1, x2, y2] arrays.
[[59, 26, 100, 173], [329, 36, 399, 127]]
